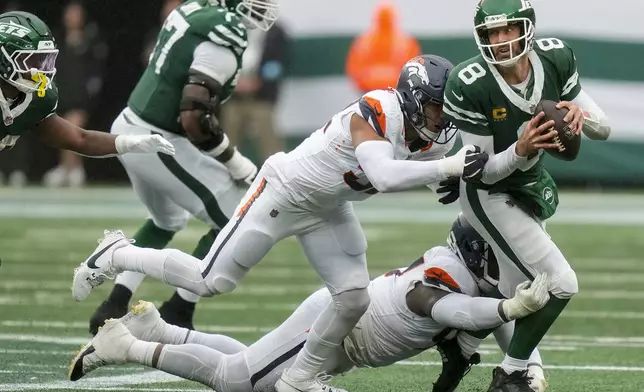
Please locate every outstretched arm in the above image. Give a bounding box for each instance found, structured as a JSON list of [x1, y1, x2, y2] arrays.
[[34, 114, 174, 157]]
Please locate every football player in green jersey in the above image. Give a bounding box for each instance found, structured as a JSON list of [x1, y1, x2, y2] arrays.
[[0, 12, 174, 161], [442, 1, 611, 391], [88, 0, 279, 335]]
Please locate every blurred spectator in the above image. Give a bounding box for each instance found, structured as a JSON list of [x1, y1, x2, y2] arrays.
[[221, 22, 290, 164], [141, 0, 181, 66], [346, 2, 421, 93], [42, 0, 108, 187]]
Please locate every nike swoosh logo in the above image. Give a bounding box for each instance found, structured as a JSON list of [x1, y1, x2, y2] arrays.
[[452, 91, 464, 102], [87, 239, 122, 269]]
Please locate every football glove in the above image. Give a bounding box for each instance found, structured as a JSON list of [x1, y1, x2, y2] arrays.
[[436, 176, 460, 205], [462, 145, 488, 183], [115, 134, 175, 156]]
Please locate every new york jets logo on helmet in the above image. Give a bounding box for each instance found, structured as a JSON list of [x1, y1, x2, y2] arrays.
[[0, 11, 58, 95]]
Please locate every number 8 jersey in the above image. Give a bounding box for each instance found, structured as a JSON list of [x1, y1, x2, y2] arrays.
[[128, 0, 246, 135], [262, 89, 455, 209]]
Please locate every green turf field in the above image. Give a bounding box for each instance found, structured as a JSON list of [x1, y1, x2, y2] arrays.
[[1, 188, 643, 392]]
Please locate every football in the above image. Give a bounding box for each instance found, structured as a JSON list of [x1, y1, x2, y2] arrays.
[[534, 100, 581, 161]]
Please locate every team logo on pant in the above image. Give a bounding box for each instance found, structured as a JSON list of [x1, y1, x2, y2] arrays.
[[543, 187, 554, 205]]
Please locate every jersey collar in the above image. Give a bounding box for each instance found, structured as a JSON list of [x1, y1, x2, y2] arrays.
[[489, 50, 544, 114]]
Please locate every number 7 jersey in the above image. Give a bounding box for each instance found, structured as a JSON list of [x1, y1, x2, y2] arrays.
[[262, 89, 455, 209], [127, 0, 246, 134]]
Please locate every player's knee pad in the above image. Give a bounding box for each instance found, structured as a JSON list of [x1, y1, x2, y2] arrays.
[[331, 223, 367, 257], [550, 268, 578, 299], [208, 275, 238, 295], [232, 229, 274, 269], [333, 287, 370, 322]]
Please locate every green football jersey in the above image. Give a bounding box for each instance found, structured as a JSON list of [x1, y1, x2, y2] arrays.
[[444, 38, 581, 219], [0, 81, 59, 151], [128, 0, 247, 134]]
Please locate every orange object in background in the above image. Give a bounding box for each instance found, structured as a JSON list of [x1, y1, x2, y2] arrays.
[[346, 2, 421, 93]]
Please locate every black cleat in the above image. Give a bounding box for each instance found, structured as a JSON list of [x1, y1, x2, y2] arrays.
[[432, 338, 481, 392], [88, 300, 127, 336], [158, 292, 195, 330], [486, 367, 534, 392]]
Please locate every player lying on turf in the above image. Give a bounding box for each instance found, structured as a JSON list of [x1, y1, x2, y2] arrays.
[[70, 215, 550, 392], [71, 54, 490, 392]]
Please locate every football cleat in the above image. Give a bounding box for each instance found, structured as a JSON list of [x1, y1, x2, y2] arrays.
[[121, 300, 168, 342], [68, 318, 136, 381], [72, 230, 132, 302], [486, 367, 534, 392], [275, 370, 348, 392], [432, 338, 480, 392], [528, 364, 548, 392]]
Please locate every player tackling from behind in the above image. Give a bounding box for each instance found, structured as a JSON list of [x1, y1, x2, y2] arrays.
[[72, 54, 489, 392], [70, 215, 550, 392]]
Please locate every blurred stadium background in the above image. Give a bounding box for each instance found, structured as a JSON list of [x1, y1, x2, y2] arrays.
[[1, 0, 643, 391]]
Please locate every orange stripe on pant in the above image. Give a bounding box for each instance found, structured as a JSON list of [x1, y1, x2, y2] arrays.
[[238, 178, 268, 217], [201, 178, 268, 278]]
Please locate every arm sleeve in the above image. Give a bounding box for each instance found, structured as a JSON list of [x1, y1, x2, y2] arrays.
[[461, 131, 538, 185], [190, 41, 238, 86], [571, 88, 612, 140], [355, 140, 450, 192]]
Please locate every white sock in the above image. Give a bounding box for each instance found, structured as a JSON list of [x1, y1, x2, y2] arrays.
[[456, 331, 482, 359], [501, 354, 529, 373], [127, 340, 160, 367], [287, 289, 367, 382], [112, 246, 211, 297], [156, 344, 251, 391], [115, 271, 146, 293]]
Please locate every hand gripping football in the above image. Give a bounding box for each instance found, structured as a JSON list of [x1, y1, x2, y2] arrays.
[[534, 100, 581, 161]]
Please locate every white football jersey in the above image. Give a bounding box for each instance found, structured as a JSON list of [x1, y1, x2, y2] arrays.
[[342, 246, 479, 368], [261, 89, 453, 209]]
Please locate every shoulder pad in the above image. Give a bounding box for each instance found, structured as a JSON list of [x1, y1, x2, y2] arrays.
[[357, 89, 402, 138]]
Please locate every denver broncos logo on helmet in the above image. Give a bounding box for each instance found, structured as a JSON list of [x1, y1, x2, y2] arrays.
[[423, 267, 462, 293], [405, 62, 430, 86], [359, 96, 387, 137]]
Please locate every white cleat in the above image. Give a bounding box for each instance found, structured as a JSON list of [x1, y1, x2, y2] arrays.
[[121, 300, 167, 342], [275, 371, 348, 392], [68, 318, 136, 381], [528, 365, 549, 392], [72, 230, 133, 302]]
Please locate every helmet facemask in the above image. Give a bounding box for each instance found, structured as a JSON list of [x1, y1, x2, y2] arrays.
[[403, 89, 457, 145], [0, 45, 57, 96], [474, 16, 534, 67], [236, 0, 278, 31]]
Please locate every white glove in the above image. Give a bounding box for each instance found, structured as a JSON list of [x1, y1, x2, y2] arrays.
[[115, 134, 175, 155], [225, 148, 258, 185], [502, 273, 551, 320]]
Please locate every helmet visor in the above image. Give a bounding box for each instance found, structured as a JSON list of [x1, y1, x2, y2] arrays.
[[13, 50, 58, 73]]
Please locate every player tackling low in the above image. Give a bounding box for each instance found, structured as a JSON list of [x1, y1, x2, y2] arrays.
[[70, 215, 550, 392]]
